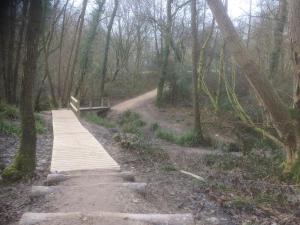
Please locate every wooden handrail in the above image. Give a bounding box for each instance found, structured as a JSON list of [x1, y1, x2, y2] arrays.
[[70, 96, 111, 115], [70, 96, 80, 115]]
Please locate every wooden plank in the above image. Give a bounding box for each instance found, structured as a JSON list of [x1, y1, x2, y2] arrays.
[[79, 106, 110, 112], [70, 96, 78, 103], [50, 110, 119, 172]]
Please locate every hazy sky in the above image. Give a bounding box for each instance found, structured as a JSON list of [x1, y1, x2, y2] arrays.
[[228, 0, 258, 19], [74, 0, 258, 19]]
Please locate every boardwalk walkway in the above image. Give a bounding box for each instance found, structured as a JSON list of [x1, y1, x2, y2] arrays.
[[51, 109, 119, 172], [19, 109, 194, 225]]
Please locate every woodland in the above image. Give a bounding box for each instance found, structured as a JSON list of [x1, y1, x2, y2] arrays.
[[0, 0, 300, 224]]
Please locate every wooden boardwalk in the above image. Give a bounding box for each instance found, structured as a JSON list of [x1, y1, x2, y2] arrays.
[[50, 109, 120, 172]]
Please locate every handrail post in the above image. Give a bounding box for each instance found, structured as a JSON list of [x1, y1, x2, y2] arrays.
[[70, 96, 80, 116]]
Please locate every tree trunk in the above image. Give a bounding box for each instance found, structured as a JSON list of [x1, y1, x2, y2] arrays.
[[157, 0, 172, 105], [75, 0, 106, 98], [99, 0, 119, 100], [65, 0, 89, 105], [191, 0, 204, 139], [57, 0, 69, 106], [2, 0, 17, 104], [269, 0, 287, 78], [62, 0, 86, 105], [43, 48, 58, 108], [3, 0, 42, 180], [246, 0, 252, 48], [205, 0, 298, 172], [288, 0, 300, 176], [12, 0, 29, 105]]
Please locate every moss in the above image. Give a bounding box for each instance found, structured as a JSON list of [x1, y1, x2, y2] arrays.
[[2, 152, 36, 182], [2, 164, 23, 182]]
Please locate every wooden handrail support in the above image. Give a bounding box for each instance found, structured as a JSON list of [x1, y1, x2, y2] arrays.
[[70, 96, 80, 116], [101, 97, 111, 108]]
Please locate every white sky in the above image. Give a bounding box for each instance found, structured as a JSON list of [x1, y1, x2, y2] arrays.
[[74, 0, 258, 19], [228, 0, 258, 19]]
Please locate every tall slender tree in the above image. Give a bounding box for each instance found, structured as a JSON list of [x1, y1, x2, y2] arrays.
[[3, 0, 43, 180], [269, 0, 287, 78], [99, 0, 119, 101], [205, 0, 300, 179], [191, 0, 203, 140], [64, 0, 89, 105], [75, 0, 106, 97], [156, 0, 172, 105]]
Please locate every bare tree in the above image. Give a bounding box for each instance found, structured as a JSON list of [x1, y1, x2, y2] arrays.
[[269, 0, 287, 78], [75, 0, 106, 98], [205, 0, 300, 176], [64, 0, 89, 105], [191, 0, 204, 140], [99, 0, 119, 100], [3, 0, 43, 180], [157, 0, 172, 105]]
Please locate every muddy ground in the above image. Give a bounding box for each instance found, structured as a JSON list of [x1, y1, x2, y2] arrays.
[[0, 111, 53, 225], [1, 99, 300, 225]]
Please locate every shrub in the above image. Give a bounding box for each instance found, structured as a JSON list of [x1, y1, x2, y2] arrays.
[[160, 163, 177, 172], [177, 130, 202, 147], [0, 120, 21, 136], [118, 111, 145, 134], [115, 132, 168, 161], [155, 127, 203, 147], [35, 114, 46, 134], [202, 149, 285, 180], [84, 112, 116, 128], [0, 102, 19, 119], [155, 128, 178, 143], [0, 114, 46, 136]]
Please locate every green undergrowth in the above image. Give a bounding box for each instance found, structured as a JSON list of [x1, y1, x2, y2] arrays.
[[115, 111, 168, 161], [197, 178, 290, 215], [0, 102, 19, 119], [160, 163, 177, 172], [152, 123, 202, 147], [83, 112, 116, 128], [118, 110, 145, 134], [0, 102, 46, 135], [202, 149, 285, 181]]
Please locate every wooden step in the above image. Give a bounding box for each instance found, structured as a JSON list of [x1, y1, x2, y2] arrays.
[[46, 171, 135, 185], [30, 183, 147, 198], [19, 212, 194, 225]]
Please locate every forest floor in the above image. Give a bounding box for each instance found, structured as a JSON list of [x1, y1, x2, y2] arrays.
[[101, 90, 300, 225], [0, 111, 53, 225], [1, 90, 300, 225]]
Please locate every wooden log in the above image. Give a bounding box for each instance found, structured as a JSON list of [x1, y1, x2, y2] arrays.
[[29, 186, 56, 198], [46, 173, 71, 185], [46, 171, 135, 185], [31, 183, 146, 197], [19, 212, 194, 225]]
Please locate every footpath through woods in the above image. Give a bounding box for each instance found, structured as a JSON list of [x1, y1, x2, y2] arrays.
[[18, 108, 195, 225]]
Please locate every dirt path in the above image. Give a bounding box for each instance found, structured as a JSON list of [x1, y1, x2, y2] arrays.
[[17, 109, 195, 225], [111, 89, 157, 113], [111, 89, 192, 134]]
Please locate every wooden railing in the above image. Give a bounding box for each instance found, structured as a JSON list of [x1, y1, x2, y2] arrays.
[[100, 97, 111, 108], [70, 96, 111, 115], [70, 96, 80, 115]]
